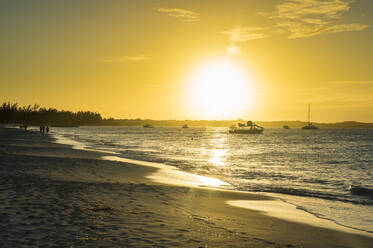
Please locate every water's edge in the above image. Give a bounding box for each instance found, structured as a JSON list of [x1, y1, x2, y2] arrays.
[[50, 130, 372, 237]]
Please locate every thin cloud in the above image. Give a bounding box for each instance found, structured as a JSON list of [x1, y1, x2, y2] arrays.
[[327, 23, 370, 33], [221, 27, 269, 42], [226, 46, 240, 55], [278, 21, 369, 38], [270, 0, 369, 38], [157, 8, 199, 22], [222, 27, 268, 55], [274, 0, 352, 20], [104, 55, 150, 63]]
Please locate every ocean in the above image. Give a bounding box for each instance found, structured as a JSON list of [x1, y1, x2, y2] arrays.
[[50, 126, 373, 234]]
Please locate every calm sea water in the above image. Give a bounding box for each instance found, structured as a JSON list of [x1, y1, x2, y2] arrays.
[[51, 126, 373, 233]]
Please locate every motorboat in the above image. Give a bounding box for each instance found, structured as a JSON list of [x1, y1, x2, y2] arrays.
[[229, 121, 264, 134]]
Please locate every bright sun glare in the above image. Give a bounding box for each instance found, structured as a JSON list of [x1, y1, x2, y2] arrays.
[[187, 60, 254, 120]]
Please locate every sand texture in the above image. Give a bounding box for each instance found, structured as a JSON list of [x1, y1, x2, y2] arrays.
[[0, 127, 372, 247]]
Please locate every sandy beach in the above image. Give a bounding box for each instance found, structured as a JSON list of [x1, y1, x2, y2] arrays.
[[0, 127, 372, 247]]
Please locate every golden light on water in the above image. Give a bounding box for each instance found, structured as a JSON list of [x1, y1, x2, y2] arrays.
[[207, 133, 228, 167], [209, 149, 228, 166], [186, 59, 255, 120]]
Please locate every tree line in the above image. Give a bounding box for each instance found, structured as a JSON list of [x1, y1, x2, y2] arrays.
[[2, 102, 372, 128], [0, 102, 103, 126]]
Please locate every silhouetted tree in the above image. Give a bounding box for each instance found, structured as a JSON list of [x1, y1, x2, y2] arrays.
[[0, 102, 102, 126]]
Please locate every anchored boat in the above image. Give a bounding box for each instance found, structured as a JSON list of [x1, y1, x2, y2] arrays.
[[229, 121, 264, 134], [302, 104, 319, 130]]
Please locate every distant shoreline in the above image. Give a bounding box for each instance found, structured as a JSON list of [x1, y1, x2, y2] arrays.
[[94, 120, 373, 129], [2, 102, 373, 128], [3, 120, 373, 129]]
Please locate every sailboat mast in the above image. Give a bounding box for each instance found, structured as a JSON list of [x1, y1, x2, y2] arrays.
[[308, 104, 310, 123]]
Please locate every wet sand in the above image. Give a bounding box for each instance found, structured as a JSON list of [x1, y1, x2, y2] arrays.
[[0, 127, 372, 247]]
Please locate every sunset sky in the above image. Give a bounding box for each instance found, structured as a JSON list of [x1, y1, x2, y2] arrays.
[[1, 0, 372, 122]]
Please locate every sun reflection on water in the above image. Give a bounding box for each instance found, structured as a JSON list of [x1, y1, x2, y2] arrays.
[[208, 134, 229, 166], [209, 149, 228, 166]]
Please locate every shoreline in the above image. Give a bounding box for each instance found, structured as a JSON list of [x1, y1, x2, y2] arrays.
[[52, 128, 373, 237], [1, 127, 372, 247]]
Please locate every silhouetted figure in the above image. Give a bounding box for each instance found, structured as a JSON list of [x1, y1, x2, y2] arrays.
[[46, 126, 49, 133], [24, 125, 27, 131], [40, 126, 46, 133]]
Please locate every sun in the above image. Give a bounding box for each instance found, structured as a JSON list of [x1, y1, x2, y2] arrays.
[[186, 59, 255, 120]]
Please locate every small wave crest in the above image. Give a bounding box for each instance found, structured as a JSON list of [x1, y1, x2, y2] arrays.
[[348, 185, 373, 198], [238, 185, 373, 205]]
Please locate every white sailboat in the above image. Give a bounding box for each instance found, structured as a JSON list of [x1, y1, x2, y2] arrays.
[[302, 104, 319, 130]]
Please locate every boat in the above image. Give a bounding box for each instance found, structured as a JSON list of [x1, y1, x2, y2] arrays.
[[182, 124, 189, 128], [302, 123, 318, 130], [283, 125, 290, 129], [302, 104, 319, 130], [143, 124, 154, 128], [229, 121, 264, 134]]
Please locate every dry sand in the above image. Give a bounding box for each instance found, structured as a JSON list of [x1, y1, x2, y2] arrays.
[[0, 127, 372, 247]]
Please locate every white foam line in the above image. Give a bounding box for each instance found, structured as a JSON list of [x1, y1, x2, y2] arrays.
[[102, 155, 231, 189], [52, 133, 87, 150], [52, 130, 372, 237], [227, 198, 373, 237], [51, 132, 230, 189], [52, 133, 117, 154]]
